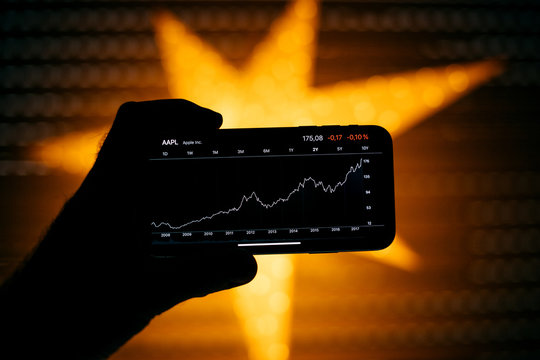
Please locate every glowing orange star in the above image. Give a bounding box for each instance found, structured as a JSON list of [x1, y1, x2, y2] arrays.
[[37, 1, 503, 360], [151, 1, 503, 360]]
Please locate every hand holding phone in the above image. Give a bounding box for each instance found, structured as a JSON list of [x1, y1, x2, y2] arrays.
[[0, 100, 258, 359]]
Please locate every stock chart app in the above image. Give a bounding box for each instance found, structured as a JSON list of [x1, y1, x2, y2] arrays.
[[146, 125, 395, 254]]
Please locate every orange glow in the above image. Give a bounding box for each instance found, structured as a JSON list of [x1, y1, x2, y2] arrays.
[[310, 60, 503, 137], [153, 0, 320, 128], [38, 129, 105, 174], [234, 255, 294, 360], [356, 235, 422, 272], [34, 1, 504, 360]]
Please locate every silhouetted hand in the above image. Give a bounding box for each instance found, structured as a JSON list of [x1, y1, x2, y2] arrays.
[[0, 100, 258, 359]]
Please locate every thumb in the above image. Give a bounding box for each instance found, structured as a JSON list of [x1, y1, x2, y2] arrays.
[[143, 250, 257, 315]]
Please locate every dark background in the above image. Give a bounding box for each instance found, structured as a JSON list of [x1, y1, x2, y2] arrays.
[[1, 1, 539, 359]]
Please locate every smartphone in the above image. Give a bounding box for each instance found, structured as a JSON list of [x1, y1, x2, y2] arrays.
[[145, 125, 395, 255]]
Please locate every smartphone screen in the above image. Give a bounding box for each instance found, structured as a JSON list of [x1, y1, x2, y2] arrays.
[[146, 125, 395, 254]]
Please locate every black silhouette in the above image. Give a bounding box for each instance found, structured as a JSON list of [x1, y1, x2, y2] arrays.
[[0, 100, 258, 359]]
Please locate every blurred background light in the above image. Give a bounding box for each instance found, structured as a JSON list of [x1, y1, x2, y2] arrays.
[[1, 0, 539, 359]]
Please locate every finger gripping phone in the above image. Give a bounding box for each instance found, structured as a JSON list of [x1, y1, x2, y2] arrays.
[[146, 125, 395, 255]]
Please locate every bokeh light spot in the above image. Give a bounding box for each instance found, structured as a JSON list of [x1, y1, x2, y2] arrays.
[[389, 76, 411, 99], [446, 64, 470, 92], [422, 85, 444, 108]]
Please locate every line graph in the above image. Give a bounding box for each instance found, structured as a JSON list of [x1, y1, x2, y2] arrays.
[[151, 159, 363, 230], [146, 126, 394, 250]]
